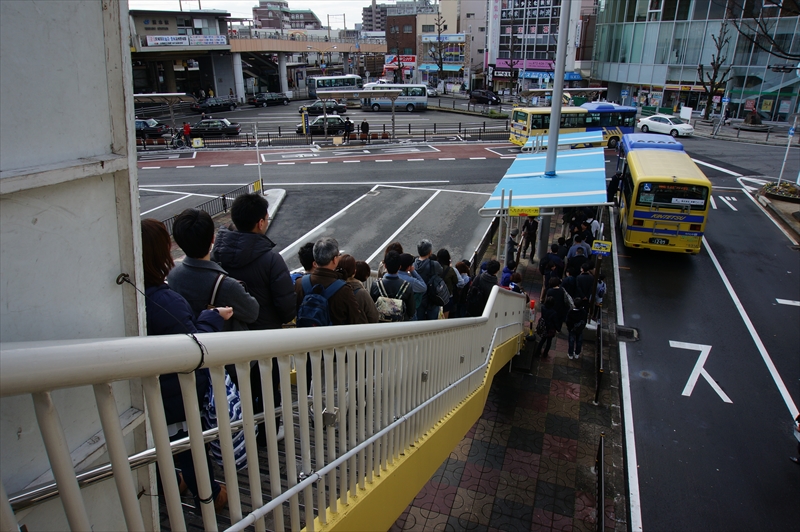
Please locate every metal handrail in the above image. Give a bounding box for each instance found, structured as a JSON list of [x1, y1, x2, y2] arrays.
[[595, 432, 606, 532]]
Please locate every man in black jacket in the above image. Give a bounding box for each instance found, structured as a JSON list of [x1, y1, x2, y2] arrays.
[[211, 193, 296, 442]]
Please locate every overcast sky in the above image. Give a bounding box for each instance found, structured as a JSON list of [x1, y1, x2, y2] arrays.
[[128, 0, 397, 29]]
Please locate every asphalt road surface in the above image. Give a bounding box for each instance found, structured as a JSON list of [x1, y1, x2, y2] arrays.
[[610, 140, 800, 532]]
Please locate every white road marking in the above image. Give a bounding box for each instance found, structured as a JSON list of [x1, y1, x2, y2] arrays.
[[265, 180, 449, 186], [210, 164, 229, 167], [776, 299, 800, 307], [142, 183, 249, 187], [710, 196, 717, 209], [310, 161, 328, 164], [439, 158, 455, 161], [139, 188, 217, 198], [741, 189, 798, 245], [670, 342, 733, 403], [176, 165, 195, 168], [376, 184, 484, 195], [501, 156, 517, 159], [140, 194, 192, 215], [375, 160, 392, 162], [729, 196, 737, 201], [408, 159, 425, 161], [244, 163, 260, 166], [365, 190, 443, 264], [703, 237, 798, 419], [718, 196, 738, 211], [343, 160, 361, 163], [141, 167, 161, 169], [277, 162, 295, 165], [470, 157, 486, 160], [691, 158, 743, 177], [610, 211, 642, 532]]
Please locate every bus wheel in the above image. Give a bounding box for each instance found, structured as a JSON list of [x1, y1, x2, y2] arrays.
[[607, 136, 619, 148], [406, 104, 415, 112], [372, 104, 381, 112]]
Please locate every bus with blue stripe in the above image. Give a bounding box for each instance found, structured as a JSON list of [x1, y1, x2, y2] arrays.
[[616, 133, 711, 254], [509, 102, 636, 149]]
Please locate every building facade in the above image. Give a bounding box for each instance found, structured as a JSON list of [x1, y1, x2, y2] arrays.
[[363, 1, 389, 31], [591, 0, 800, 121], [460, 0, 490, 89], [253, 1, 322, 32]]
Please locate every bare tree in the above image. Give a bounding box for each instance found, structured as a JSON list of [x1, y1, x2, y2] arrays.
[[392, 33, 404, 83], [697, 19, 733, 120], [718, 0, 800, 61], [426, 11, 448, 93]]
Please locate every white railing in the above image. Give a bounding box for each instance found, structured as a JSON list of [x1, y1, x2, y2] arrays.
[[0, 286, 526, 531]]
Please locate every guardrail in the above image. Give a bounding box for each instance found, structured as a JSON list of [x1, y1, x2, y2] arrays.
[[593, 309, 605, 406], [0, 288, 526, 531], [595, 432, 606, 532], [160, 181, 259, 235]]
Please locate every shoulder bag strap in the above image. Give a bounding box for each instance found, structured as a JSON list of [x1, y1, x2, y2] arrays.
[[377, 280, 389, 298], [208, 273, 226, 308], [396, 281, 409, 299]]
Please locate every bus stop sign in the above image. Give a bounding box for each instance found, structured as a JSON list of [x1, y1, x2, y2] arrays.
[[591, 240, 612, 256], [508, 206, 540, 217]]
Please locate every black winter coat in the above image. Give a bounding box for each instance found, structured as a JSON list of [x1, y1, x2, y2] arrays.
[[211, 228, 296, 330], [145, 284, 223, 426]]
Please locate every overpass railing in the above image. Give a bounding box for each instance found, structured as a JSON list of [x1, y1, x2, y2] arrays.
[[1, 287, 526, 531]]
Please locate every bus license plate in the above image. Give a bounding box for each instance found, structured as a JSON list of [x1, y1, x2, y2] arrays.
[[649, 237, 669, 245]]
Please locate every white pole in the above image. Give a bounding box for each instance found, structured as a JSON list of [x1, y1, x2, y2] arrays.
[[255, 123, 263, 192], [544, 0, 572, 176], [777, 115, 797, 186]]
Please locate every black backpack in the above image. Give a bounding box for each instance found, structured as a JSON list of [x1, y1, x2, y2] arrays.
[[297, 276, 346, 327], [421, 260, 450, 307], [466, 280, 488, 317]]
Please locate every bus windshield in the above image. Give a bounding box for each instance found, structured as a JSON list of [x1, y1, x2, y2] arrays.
[[636, 182, 709, 210]]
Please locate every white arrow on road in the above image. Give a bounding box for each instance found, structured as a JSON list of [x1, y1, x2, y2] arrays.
[[670, 341, 733, 403]]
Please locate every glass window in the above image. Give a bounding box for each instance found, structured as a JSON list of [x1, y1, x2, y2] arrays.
[[635, 0, 648, 21], [610, 24, 622, 60], [699, 21, 723, 65], [422, 24, 434, 32], [636, 182, 708, 210], [670, 22, 687, 64], [692, 0, 710, 20], [683, 21, 704, 65], [655, 22, 674, 63], [625, 0, 637, 22], [621, 24, 634, 63], [641, 22, 658, 63], [675, 0, 691, 20], [734, 29, 755, 64], [403, 24, 412, 33], [662, 0, 678, 20], [631, 23, 645, 63]]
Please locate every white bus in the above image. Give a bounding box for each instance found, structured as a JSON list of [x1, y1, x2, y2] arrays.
[[307, 74, 363, 98], [361, 83, 428, 112]]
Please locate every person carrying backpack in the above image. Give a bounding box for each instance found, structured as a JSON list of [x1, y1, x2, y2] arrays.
[[467, 260, 500, 317], [565, 299, 589, 360], [414, 239, 448, 321], [295, 237, 366, 326], [370, 251, 416, 321]]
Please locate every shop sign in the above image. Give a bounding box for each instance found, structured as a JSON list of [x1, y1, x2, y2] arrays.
[[744, 99, 756, 111], [190, 35, 227, 46], [385, 55, 417, 65], [146, 35, 189, 46], [779, 99, 791, 113], [493, 69, 516, 78], [422, 34, 465, 43], [761, 99, 774, 112]]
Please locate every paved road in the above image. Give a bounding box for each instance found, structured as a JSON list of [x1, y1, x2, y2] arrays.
[[612, 141, 800, 531]]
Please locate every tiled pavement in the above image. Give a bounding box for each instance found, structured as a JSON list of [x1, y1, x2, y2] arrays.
[[392, 222, 627, 532]]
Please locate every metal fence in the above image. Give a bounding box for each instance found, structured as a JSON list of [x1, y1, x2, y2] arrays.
[[161, 181, 259, 235], [0, 287, 526, 531]]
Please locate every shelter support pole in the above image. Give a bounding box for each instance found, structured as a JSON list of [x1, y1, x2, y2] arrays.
[[278, 53, 289, 95], [544, 0, 571, 176], [498, 190, 505, 265], [538, 214, 551, 270]]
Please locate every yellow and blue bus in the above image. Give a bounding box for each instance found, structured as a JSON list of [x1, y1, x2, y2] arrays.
[[509, 102, 636, 148], [616, 133, 712, 254]]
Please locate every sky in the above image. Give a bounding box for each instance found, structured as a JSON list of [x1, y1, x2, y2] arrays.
[[128, 0, 397, 29]]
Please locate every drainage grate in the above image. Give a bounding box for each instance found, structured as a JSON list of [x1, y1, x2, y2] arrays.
[[616, 325, 639, 342]]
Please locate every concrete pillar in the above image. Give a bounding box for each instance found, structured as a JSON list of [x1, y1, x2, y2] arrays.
[[232, 52, 245, 102], [343, 52, 351, 74], [278, 52, 289, 95]]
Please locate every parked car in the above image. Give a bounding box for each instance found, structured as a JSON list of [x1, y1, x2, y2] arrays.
[[134, 118, 169, 139], [426, 87, 439, 97], [248, 92, 290, 107], [191, 97, 237, 113], [191, 118, 241, 136], [637, 114, 694, 137], [469, 90, 501, 105], [296, 115, 347, 135], [299, 100, 347, 115]]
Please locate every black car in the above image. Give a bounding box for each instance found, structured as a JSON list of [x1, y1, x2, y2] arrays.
[[296, 115, 347, 135], [191, 118, 241, 136], [299, 100, 347, 115], [248, 92, 290, 107], [191, 97, 237, 113], [134, 118, 169, 139], [469, 90, 501, 105]]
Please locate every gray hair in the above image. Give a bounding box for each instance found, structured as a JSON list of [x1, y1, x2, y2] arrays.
[[417, 238, 432, 257], [313, 237, 339, 266]]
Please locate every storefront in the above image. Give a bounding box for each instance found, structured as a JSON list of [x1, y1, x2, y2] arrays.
[[383, 54, 417, 83]]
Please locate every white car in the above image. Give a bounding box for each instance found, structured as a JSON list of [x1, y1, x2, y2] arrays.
[[637, 114, 694, 137]]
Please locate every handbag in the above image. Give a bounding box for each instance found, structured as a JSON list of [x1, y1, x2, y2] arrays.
[[202, 372, 252, 470], [206, 273, 225, 310]]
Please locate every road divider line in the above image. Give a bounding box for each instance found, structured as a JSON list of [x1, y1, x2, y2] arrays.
[[141, 194, 192, 216], [210, 164, 229, 167], [691, 158, 743, 176], [366, 190, 443, 264], [310, 161, 328, 164], [610, 210, 642, 532], [703, 237, 798, 419], [375, 160, 392, 163], [710, 196, 717, 209], [470, 157, 486, 160], [776, 299, 800, 307], [176, 165, 195, 169], [139, 188, 217, 199], [141, 167, 161, 169], [343, 160, 361, 163], [408, 159, 425, 161], [277, 162, 295, 165], [279, 192, 373, 259], [439, 158, 455, 161], [718, 196, 738, 211], [244, 163, 260, 166]]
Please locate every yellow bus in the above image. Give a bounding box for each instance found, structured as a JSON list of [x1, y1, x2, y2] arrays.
[[616, 133, 712, 254], [509, 103, 637, 148]]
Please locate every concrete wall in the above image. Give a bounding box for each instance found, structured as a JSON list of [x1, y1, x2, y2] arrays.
[[0, 1, 149, 529]]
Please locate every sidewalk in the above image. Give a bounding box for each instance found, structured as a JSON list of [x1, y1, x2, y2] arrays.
[[691, 119, 799, 147], [393, 216, 627, 532]]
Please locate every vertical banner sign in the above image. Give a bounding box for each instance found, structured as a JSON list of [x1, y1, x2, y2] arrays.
[[487, 0, 502, 67]]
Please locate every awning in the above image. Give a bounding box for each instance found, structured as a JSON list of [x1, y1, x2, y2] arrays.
[[480, 146, 609, 215], [418, 64, 463, 72], [522, 131, 603, 153]]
